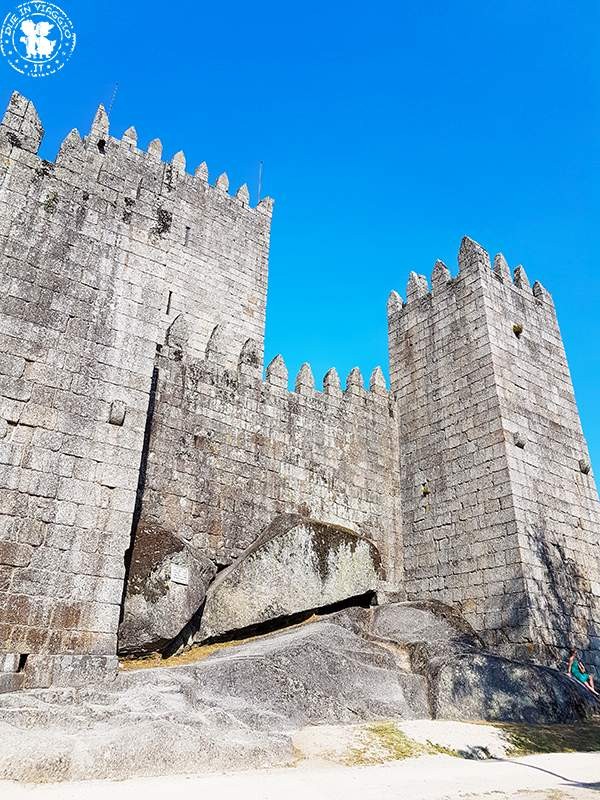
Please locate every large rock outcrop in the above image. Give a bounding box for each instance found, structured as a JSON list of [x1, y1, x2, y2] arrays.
[[0, 601, 597, 782], [0, 612, 427, 782], [197, 515, 384, 641], [118, 524, 216, 655], [371, 601, 599, 724]]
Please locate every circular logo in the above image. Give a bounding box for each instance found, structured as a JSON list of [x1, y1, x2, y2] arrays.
[[0, 3, 76, 77]]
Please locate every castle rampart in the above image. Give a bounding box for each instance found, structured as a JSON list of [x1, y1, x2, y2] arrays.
[[119, 318, 401, 652]]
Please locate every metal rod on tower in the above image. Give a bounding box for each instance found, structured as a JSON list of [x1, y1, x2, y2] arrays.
[[108, 83, 119, 115], [257, 160, 263, 204]]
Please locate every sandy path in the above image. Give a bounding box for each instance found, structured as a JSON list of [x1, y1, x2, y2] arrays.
[[2, 752, 599, 800]]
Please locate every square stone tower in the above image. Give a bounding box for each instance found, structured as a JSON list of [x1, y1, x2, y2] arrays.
[[0, 92, 273, 688], [388, 236, 600, 667]]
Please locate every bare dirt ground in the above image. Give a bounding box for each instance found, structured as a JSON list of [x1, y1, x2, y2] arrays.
[[2, 752, 599, 800]]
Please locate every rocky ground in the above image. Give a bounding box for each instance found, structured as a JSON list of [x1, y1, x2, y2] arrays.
[[0, 601, 598, 783]]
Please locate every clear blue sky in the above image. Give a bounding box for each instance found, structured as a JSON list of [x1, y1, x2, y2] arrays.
[[1, 1, 598, 464]]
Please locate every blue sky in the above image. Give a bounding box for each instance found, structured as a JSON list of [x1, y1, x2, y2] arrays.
[[1, 1, 599, 464]]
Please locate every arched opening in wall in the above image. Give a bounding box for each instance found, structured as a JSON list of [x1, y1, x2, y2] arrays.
[[513, 323, 524, 339], [97, 139, 106, 154]]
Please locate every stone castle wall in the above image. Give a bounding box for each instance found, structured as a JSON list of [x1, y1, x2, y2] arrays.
[[125, 318, 401, 605], [388, 238, 600, 666], [143, 343, 399, 569], [483, 250, 600, 666], [0, 92, 272, 687]]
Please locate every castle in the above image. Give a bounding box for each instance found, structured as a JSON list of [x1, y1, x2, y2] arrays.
[[0, 90, 598, 691]]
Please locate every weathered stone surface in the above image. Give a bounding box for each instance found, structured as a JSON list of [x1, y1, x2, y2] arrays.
[[388, 236, 600, 669], [198, 516, 383, 641], [119, 524, 216, 655], [1, 602, 598, 782], [0, 614, 428, 782], [0, 691, 293, 783], [372, 602, 600, 724], [0, 87, 599, 692], [0, 90, 272, 685]]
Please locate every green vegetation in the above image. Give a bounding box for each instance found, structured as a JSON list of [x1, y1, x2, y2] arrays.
[[500, 722, 600, 756], [42, 191, 59, 213], [343, 722, 457, 766]]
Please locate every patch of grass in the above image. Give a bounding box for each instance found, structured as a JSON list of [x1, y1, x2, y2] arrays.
[[120, 636, 258, 671], [343, 722, 458, 766], [119, 614, 319, 671], [498, 722, 600, 756]]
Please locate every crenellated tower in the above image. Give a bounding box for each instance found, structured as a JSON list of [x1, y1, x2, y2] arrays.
[[0, 91, 273, 688], [388, 236, 600, 666]]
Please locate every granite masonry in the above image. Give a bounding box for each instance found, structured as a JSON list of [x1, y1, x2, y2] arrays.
[[0, 91, 598, 689]]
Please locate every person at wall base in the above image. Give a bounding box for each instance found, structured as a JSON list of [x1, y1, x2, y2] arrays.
[[567, 649, 598, 696]]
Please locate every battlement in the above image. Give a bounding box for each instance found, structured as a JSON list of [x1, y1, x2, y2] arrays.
[[130, 312, 400, 581], [0, 92, 273, 216], [0, 90, 273, 368], [387, 236, 554, 332], [164, 314, 391, 412]]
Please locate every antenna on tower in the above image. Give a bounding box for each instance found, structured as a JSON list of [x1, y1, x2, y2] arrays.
[[257, 160, 263, 204], [108, 83, 119, 115]]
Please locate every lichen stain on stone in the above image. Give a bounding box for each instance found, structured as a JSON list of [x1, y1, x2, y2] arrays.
[[126, 521, 184, 601], [42, 191, 59, 213], [150, 207, 172, 238]]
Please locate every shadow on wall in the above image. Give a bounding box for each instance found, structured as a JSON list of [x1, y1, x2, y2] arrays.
[[524, 515, 598, 668]]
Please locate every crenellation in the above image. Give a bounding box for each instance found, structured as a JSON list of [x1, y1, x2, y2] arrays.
[[0, 92, 44, 154], [195, 161, 208, 181], [532, 280, 553, 304], [121, 127, 138, 150], [266, 354, 288, 388], [89, 104, 109, 141], [235, 183, 250, 205], [369, 366, 387, 394], [431, 259, 451, 292], [147, 138, 162, 159], [323, 367, 342, 396], [215, 172, 229, 192], [493, 252, 511, 283], [458, 234, 491, 274], [386, 289, 403, 318], [513, 264, 531, 292], [171, 150, 186, 173], [406, 271, 429, 302], [346, 366, 364, 393], [295, 362, 315, 394]]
